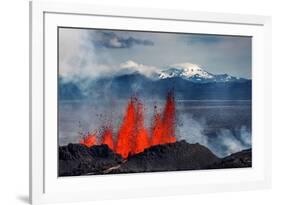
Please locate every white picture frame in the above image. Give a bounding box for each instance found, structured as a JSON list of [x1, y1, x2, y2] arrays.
[[30, 1, 272, 204]]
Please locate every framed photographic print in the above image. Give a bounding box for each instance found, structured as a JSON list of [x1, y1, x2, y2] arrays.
[[30, 1, 271, 204]]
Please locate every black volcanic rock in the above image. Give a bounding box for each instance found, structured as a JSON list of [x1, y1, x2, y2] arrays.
[[109, 140, 220, 174], [58, 141, 252, 176], [206, 149, 252, 169], [59, 144, 123, 176]]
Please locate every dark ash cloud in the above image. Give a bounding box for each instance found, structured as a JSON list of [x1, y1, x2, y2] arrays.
[[94, 31, 154, 48]]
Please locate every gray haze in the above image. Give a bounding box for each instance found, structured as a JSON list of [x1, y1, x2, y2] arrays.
[[59, 28, 252, 80]]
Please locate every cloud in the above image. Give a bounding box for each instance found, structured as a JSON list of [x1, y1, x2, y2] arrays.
[[59, 28, 251, 81], [177, 114, 209, 146], [93, 31, 154, 48], [177, 114, 251, 157], [120, 60, 158, 77], [59, 28, 117, 80], [59, 29, 155, 80]]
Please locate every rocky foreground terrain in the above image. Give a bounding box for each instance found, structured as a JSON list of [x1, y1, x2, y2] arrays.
[[59, 140, 252, 176]]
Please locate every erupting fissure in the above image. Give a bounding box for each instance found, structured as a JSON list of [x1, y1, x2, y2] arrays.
[[79, 93, 176, 158], [79, 133, 97, 148], [101, 126, 114, 150]]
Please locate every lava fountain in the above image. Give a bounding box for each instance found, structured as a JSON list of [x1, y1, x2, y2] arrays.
[[80, 93, 177, 158], [79, 133, 97, 148]]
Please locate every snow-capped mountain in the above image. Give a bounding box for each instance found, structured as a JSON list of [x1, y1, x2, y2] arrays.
[[59, 61, 251, 100], [158, 63, 214, 79], [158, 63, 243, 83], [119, 61, 246, 83]]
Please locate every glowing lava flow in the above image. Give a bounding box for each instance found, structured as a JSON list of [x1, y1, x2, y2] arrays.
[[151, 110, 164, 146], [79, 93, 177, 158], [151, 92, 176, 145], [101, 127, 114, 150], [79, 133, 97, 148], [161, 92, 177, 144], [131, 101, 150, 155], [115, 98, 136, 158]]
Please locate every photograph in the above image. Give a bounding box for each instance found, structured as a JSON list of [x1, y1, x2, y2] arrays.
[[58, 27, 252, 176]]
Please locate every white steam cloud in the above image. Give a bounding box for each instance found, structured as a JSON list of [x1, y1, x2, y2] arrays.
[[177, 113, 251, 158], [59, 29, 158, 81], [59, 29, 114, 80], [120, 60, 158, 77]]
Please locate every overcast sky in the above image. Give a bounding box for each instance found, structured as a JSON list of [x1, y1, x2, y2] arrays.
[[59, 27, 252, 79]]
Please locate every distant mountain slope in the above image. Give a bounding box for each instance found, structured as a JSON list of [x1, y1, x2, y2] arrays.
[[59, 61, 251, 100], [157, 63, 248, 83], [159, 63, 214, 80], [59, 73, 252, 100], [59, 78, 85, 100]]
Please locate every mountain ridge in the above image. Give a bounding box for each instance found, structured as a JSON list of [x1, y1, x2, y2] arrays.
[[59, 72, 251, 100], [120, 61, 249, 83], [59, 61, 251, 100]]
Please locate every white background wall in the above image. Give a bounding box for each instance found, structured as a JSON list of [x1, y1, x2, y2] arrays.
[[0, 0, 279, 204]]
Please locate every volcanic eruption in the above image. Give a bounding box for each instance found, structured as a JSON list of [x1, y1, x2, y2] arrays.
[[79, 133, 97, 148], [80, 92, 176, 158]]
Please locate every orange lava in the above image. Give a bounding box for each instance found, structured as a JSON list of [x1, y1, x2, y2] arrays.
[[79, 133, 97, 148], [161, 92, 177, 144], [79, 93, 177, 158], [151, 110, 163, 146], [115, 98, 136, 158], [101, 127, 114, 150], [131, 101, 150, 155], [151, 93, 176, 145]]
